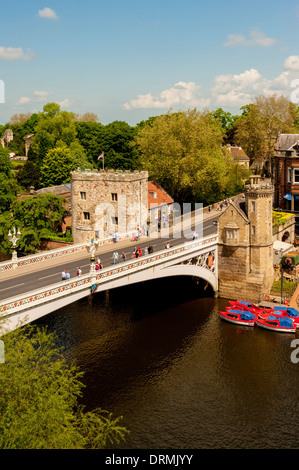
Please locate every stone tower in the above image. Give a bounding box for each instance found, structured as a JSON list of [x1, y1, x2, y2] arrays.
[[245, 175, 274, 275], [218, 175, 274, 302], [71, 168, 149, 244]]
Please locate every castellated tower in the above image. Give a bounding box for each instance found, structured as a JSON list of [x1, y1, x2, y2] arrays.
[[244, 175, 274, 275], [218, 175, 274, 302], [71, 169, 149, 244]]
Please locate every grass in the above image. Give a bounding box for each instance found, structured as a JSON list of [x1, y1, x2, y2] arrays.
[[271, 278, 297, 294]]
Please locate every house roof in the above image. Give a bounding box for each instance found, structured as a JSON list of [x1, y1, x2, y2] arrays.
[[275, 134, 299, 151], [229, 146, 250, 161], [148, 180, 174, 209], [36, 184, 71, 196]]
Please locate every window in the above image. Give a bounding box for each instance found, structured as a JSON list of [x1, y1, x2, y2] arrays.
[[83, 212, 90, 220], [294, 169, 299, 184], [111, 216, 118, 225], [251, 201, 255, 213], [80, 191, 86, 200], [252, 225, 256, 236], [227, 229, 238, 240], [111, 193, 118, 202], [287, 168, 292, 184]]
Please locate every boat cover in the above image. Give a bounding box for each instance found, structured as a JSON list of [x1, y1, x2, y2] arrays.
[[286, 308, 299, 318], [273, 306, 287, 312], [279, 318, 294, 328], [238, 301, 251, 306], [267, 316, 294, 327], [228, 309, 243, 314], [240, 312, 255, 320]]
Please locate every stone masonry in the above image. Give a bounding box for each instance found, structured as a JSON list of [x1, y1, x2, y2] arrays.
[[71, 168, 149, 244], [218, 175, 274, 302]]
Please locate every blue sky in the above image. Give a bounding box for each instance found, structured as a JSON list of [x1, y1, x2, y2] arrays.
[[1, 0, 299, 125]]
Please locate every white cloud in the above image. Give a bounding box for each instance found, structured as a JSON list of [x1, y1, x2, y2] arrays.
[[34, 90, 52, 102], [223, 29, 276, 47], [211, 68, 271, 106], [16, 96, 31, 105], [0, 46, 34, 61], [38, 7, 58, 20], [123, 81, 210, 110], [284, 55, 299, 71], [58, 98, 72, 108]]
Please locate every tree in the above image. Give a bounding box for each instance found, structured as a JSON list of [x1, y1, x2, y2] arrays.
[[40, 143, 91, 187], [16, 161, 41, 191], [134, 109, 244, 205], [0, 147, 20, 213], [234, 94, 299, 173], [31, 103, 78, 163], [0, 146, 12, 178], [0, 324, 128, 449]]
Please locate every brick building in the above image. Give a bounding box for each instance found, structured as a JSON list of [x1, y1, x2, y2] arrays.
[[274, 133, 299, 210]]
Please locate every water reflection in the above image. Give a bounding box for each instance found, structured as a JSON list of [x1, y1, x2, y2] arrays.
[[34, 277, 299, 449]]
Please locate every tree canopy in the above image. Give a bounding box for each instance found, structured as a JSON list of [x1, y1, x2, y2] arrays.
[[134, 109, 249, 205], [0, 323, 128, 449]]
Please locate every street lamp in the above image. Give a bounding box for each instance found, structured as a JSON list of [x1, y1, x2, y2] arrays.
[[279, 248, 284, 304], [86, 238, 99, 275], [8, 227, 21, 264]]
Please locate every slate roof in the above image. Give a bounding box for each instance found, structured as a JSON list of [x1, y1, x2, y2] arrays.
[[275, 134, 299, 151]]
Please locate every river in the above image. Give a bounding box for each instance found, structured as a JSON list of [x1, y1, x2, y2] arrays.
[[34, 276, 299, 449]]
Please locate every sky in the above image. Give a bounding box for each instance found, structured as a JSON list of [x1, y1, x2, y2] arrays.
[[1, 0, 299, 126]]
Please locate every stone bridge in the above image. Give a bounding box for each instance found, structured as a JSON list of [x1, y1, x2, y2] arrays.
[[0, 234, 218, 334]]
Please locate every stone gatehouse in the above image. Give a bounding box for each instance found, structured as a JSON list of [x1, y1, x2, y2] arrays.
[[218, 175, 275, 302], [71, 168, 149, 244]]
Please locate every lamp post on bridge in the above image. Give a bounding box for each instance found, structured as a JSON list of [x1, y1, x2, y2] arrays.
[[8, 227, 21, 267], [86, 238, 99, 276]]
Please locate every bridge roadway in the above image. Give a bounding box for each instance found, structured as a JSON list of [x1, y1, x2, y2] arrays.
[[0, 215, 218, 302]]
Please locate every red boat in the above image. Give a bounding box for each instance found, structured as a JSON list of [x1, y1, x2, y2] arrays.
[[256, 316, 296, 333], [227, 300, 271, 316], [258, 306, 299, 328], [219, 309, 256, 326]]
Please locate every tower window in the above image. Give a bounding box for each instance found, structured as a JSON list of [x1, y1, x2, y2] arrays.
[[83, 212, 90, 220], [252, 201, 255, 213], [80, 191, 86, 200], [111, 193, 118, 202]]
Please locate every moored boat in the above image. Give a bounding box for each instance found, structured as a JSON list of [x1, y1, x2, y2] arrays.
[[227, 300, 271, 315], [258, 306, 299, 328], [256, 316, 296, 333], [219, 309, 256, 326]]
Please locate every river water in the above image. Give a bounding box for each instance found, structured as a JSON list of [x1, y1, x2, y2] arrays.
[[34, 276, 299, 449]]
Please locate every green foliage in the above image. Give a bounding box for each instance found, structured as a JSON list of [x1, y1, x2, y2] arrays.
[[31, 103, 78, 163], [0, 324, 129, 449], [12, 193, 69, 234], [75, 120, 138, 170], [134, 108, 247, 205], [0, 147, 12, 178], [40, 145, 73, 187], [16, 161, 41, 191]]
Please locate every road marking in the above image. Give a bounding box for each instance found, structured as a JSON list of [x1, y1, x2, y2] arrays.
[[39, 273, 60, 280], [1, 283, 25, 291]]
